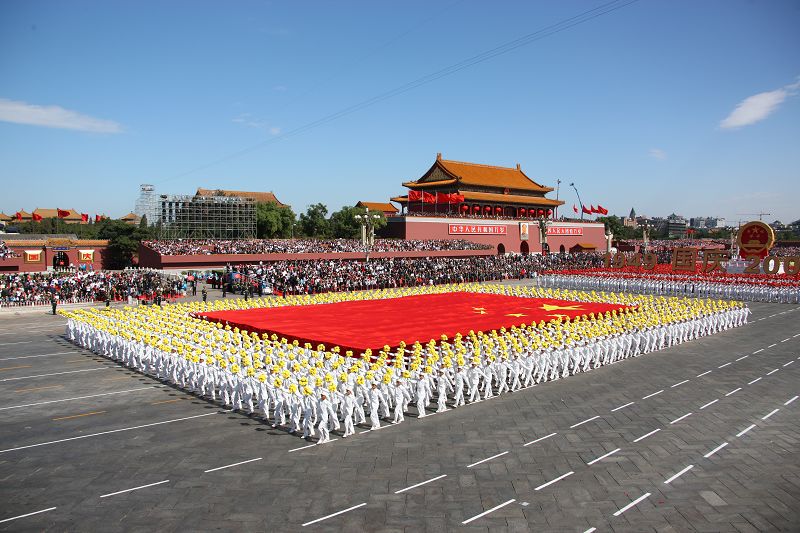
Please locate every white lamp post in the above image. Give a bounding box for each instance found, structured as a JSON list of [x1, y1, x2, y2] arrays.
[[354, 209, 382, 261]]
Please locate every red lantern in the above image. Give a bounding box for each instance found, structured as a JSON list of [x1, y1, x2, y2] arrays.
[[519, 208, 526, 216], [460, 204, 469, 212], [472, 205, 481, 213], [484, 205, 491, 213], [537, 209, 544, 217], [547, 209, 553, 217], [495, 206, 502, 214]]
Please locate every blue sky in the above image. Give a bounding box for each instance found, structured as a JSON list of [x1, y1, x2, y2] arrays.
[[1, 0, 798, 224]]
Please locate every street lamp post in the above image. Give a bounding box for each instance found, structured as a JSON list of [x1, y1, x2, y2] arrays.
[[354, 209, 382, 262], [537, 215, 550, 255], [555, 179, 561, 219]]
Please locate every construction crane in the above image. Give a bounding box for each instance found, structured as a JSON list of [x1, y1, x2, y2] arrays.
[[736, 212, 772, 221]]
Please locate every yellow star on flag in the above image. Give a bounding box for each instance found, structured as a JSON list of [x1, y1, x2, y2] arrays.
[[538, 304, 584, 312], [506, 313, 526, 317]]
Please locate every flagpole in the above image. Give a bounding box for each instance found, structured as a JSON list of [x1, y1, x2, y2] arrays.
[[569, 183, 584, 221]]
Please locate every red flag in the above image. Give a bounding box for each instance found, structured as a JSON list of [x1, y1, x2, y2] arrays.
[[572, 204, 578, 214], [597, 205, 608, 215], [95, 214, 102, 222], [449, 193, 464, 203], [422, 191, 435, 203], [408, 190, 422, 202], [582, 205, 592, 215], [57, 209, 70, 218], [435, 192, 451, 204], [32, 213, 43, 222], [81, 213, 89, 222], [15, 212, 23, 221], [589, 205, 597, 214]]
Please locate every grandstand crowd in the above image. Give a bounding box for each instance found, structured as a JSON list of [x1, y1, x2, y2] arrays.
[[0, 270, 183, 307], [0, 241, 20, 260], [225, 253, 606, 295], [143, 238, 492, 256]]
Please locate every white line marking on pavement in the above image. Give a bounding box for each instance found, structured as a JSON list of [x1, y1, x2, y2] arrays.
[[0, 386, 156, 411], [762, 408, 779, 420], [664, 464, 694, 484], [613, 492, 651, 516], [0, 351, 75, 361], [534, 471, 574, 491], [736, 355, 749, 361], [768, 344, 777, 348], [302, 502, 367, 527], [523, 432, 557, 447], [725, 388, 742, 397], [467, 451, 509, 468], [394, 474, 447, 494], [0, 507, 57, 524], [100, 479, 169, 498], [700, 399, 719, 410], [757, 317, 766, 321], [785, 396, 798, 406], [611, 401, 634, 412], [288, 443, 317, 453], [0, 411, 219, 454], [587, 448, 620, 466], [794, 333, 800, 337], [783, 361, 794, 367], [583, 528, 597, 533], [753, 349, 764, 354], [670, 412, 693, 424], [703, 442, 728, 458], [0, 367, 106, 382], [0, 341, 33, 346], [633, 428, 661, 443], [696, 370, 712, 377], [461, 499, 516, 524], [748, 377, 762, 385], [781, 338, 790, 343], [642, 389, 663, 400], [736, 424, 756, 437], [766, 369, 779, 376], [718, 362, 731, 369], [671, 380, 689, 388], [570, 415, 599, 428], [204, 457, 262, 473]]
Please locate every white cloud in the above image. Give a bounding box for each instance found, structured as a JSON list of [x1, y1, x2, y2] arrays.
[[0, 98, 122, 133], [720, 78, 800, 129], [232, 113, 280, 135], [648, 148, 666, 160]]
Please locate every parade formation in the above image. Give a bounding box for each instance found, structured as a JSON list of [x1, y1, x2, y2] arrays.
[[61, 283, 749, 443]]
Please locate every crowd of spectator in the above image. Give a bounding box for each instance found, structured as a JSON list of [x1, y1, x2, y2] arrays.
[[0, 241, 20, 260], [0, 270, 183, 307], [223, 252, 606, 296], [143, 238, 492, 256]]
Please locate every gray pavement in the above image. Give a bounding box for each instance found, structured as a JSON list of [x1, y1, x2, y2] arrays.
[[0, 294, 797, 532]]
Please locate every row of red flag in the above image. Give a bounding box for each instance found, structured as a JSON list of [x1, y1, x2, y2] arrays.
[[572, 204, 608, 216], [14, 211, 109, 223], [408, 191, 466, 204]]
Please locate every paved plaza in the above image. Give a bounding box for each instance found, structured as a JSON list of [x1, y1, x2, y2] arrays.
[[0, 290, 798, 532]]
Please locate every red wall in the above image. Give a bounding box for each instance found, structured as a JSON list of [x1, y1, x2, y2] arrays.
[[391, 216, 607, 254], [1, 244, 108, 273]]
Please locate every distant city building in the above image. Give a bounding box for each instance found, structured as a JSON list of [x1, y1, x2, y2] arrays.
[[134, 184, 159, 226], [665, 214, 687, 238], [690, 217, 706, 229], [705, 217, 726, 229]]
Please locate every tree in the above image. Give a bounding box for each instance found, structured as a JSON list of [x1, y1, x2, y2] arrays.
[[298, 203, 330, 238], [329, 206, 387, 239], [256, 202, 296, 238], [596, 215, 632, 239], [139, 214, 148, 229], [98, 220, 153, 268]]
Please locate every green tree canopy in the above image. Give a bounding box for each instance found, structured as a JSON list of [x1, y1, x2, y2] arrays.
[[256, 202, 296, 238], [329, 206, 387, 239], [298, 203, 330, 238]]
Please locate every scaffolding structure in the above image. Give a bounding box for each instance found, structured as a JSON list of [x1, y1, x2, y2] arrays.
[[133, 184, 159, 226], [157, 194, 256, 239]]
